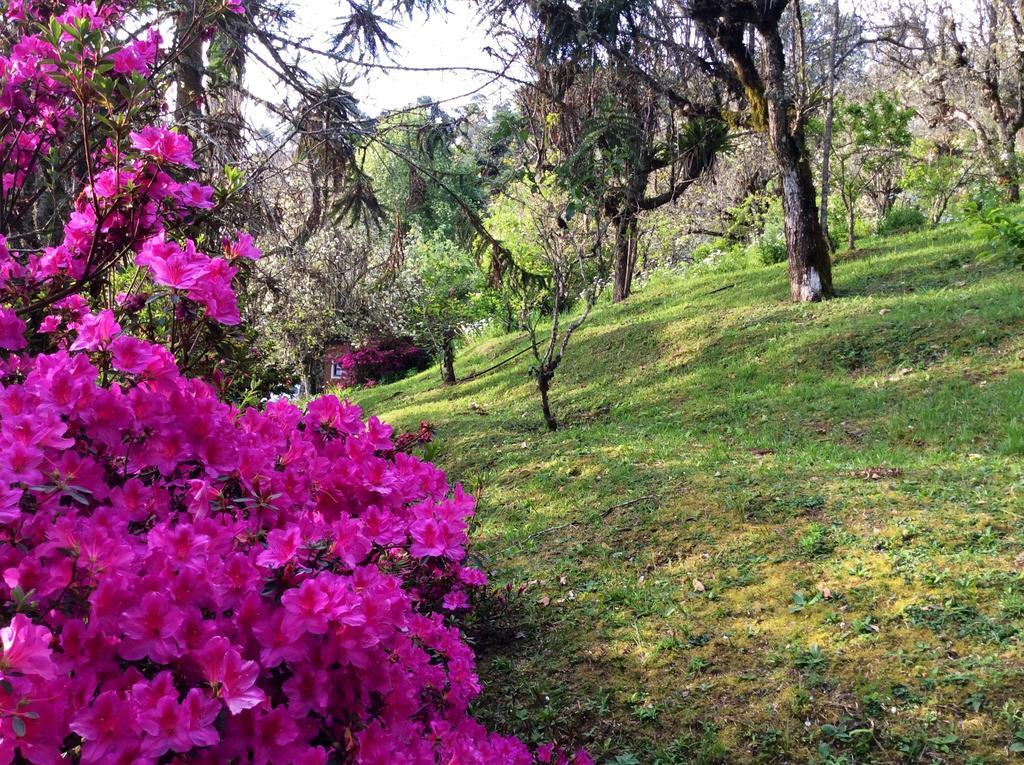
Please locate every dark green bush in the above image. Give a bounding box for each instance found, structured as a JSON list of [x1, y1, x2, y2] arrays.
[[752, 224, 787, 265], [876, 206, 927, 235]]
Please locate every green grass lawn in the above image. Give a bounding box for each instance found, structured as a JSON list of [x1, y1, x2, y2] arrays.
[[349, 222, 1024, 764]]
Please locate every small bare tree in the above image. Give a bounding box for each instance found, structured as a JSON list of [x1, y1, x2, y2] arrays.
[[487, 180, 609, 431]]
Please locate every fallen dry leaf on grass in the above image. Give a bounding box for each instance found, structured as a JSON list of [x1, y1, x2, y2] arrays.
[[849, 467, 903, 480]]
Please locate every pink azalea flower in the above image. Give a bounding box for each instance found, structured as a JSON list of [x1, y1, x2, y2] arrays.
[[177, 181, 215, 209], [0, 485, 21, 523], [224, 231, 261, 260], [280, 579, 330, 635], [253, 609, 306, 667], [331, 515, 371, 568], [178, 688, 221, 748], [0, 307, 27, 350], [38, 314, 60, 333], [136, 238, 205, 290], [0, 6, 586, 748], [137, 686, 220, 756], [109, 30, 160, 75], [129, 126, 196, 168], [409, 517, 445, 558], [120, 591, 183, 663], [250, 706, 301, 765], [69, 309, 121, 351], [283, 664, 330, 716], [442, 590, 469, 612], [257, 526, 303, 568], [110, 335, 161, 374], [71, 690, 141, 764], [458, 566, 488, 587], [0, 440, 44, 484], [187, 258, 240, 325], [194, 637, 264, 714], [0, 614, 55, 679]]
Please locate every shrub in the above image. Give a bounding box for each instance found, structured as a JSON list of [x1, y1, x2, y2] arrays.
[[977, 204, 1024, 265], [750, 227, 787, 265], [747, 196, 788, 265], [688, 238, 751, 273], [876, 206, 927, 235], [0, 3, 587, 764], [334, 338, 430, 388]]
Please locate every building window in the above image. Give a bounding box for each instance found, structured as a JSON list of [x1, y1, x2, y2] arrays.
[[330, 360, 344, 379]]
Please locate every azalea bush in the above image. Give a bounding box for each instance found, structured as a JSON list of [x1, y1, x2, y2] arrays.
[[333, 339, 430, 389], [0, 2, 588, 764]]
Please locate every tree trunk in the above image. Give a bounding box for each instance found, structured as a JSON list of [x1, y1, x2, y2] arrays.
[[997, 135, 1020, 202], [775, 139, 834, 300], [820, 96, 835, 248], [847, 205, 856, 251], [537, 370, 558, 431], [300, 354, 321, 397], [931, 194, 949, 226], [441, 331, 456, 386], [819, 0, 840, 248], [174, 3, 205, 122], [612, 214, 638, 303], [762, 28, 834, 302], [207, 11, 248, 163]]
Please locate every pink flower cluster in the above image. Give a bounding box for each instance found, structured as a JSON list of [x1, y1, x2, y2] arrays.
[[0, 349, 557, 764], [0, 3, 591, 764], [334, 339, 430, 389], [0, 2, 249, 328]]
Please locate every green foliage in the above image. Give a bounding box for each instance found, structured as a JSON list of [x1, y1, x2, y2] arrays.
[[482, 184, 552, 279], [636, 210, 690, 271], [830, 92, 915, 245], [362, 105, 482, 246], [876, 205, 927, 235], [401, 230, 492, 354], [684, 191, 787, 273], [798, 523, 837, 558], [902, 138, 971, 224], [749, 198, 787, 265], [836, 93, 914, 157], [976, 204, 1024, 265], [687, 238, 753, 274], [561, 95, 646, 201]]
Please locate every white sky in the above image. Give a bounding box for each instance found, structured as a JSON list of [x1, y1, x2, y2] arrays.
[[249, 0, 513, 118]]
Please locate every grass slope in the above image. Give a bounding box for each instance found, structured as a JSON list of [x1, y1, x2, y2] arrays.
[[349, 223, 1024, 764]]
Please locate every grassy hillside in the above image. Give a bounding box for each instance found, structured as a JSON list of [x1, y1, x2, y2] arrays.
[[348, 223, 1024, 764]]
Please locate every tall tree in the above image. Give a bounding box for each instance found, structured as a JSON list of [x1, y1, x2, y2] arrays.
[[688, 0, 834, 301]]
